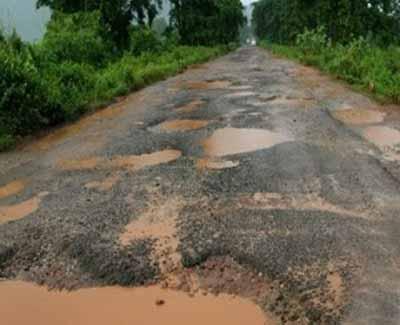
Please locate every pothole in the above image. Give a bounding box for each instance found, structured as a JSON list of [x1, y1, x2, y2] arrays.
[[85, 174, 121, 191], [332, 108, 385, 125], [196, 158, 240, 170], [58, 150, 182, 172], [0, 180, 25, 199], [201, 128, 291, 157], [154, 120, 209, 132], [175, 100, 205, 113], [362, 126, 400, 148], [178, 80, 231, 90], [120, 197, 184, 275], [0, 192, 48, 225], [0, 281, 269, 325]]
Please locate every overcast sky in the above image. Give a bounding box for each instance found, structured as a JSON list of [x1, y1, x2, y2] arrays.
[[242, 0, 256, 5]]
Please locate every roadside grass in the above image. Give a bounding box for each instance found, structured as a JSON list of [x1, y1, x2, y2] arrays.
[[259, 31, 400, 105]]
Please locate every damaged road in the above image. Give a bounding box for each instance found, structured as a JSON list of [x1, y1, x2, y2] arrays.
[[1, 47, 400, 324]]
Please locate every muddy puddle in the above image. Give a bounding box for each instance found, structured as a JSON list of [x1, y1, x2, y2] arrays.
[[0, 281, 270, 325], [58, 150, 182, 172], [332, 108, 385, 125], [0, 180, 25, 199], [175, 100, 205, 113], [178, 80, 231, 90], [202, 128, 291, 157], [0, 192, 48, 224], [155, 120, 209, 132], [363, 126, 400, 147], [85, 174, 121, 191], [197, 158, 240, 170]]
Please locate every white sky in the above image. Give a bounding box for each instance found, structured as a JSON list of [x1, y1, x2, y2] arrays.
[[242, 0, 256, 5]]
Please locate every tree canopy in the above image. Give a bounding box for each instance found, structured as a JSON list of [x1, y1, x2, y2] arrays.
[[170, 0, 246, 46], [37, 0, 162, 47], [252, 0, 400, 44]]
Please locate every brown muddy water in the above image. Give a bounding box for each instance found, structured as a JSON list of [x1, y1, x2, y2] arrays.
[[175, 100, 205, 113], [0, 180, 25, 199], [180, 80, 231, 90], [58, 150, 182, 172], [332, 108, 386, 125], [85, 174, 121, 191], [363, 126, 400, 147], [202, 128, 291, 157], [156, 120, 209, 132], [0, 281, 269, 325]]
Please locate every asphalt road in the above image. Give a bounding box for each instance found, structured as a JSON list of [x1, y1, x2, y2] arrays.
[[1, 47, 400, 324]]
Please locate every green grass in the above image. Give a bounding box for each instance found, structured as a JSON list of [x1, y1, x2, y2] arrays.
[[260, 37, 400, 104]]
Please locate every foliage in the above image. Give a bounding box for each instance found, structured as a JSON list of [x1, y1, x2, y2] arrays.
[[261, 29, 400, 103], [37, 0, 162, 47], [130, 27, 162, 56], [252, 0, 400, 45], [170, 0, 245, 46], [38, 11, 111, 66]]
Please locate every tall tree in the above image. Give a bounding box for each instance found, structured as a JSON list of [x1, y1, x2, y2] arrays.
[[170, 0, 245, 46], [37, 0, 162, 47], [252, 0, 400, 44]]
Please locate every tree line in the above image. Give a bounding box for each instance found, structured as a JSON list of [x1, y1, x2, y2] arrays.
[[252, 0, 400, 44]]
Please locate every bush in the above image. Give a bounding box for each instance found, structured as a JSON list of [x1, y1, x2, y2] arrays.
[[130, 28, 162, 56], [0, 44, 49, 136], [39, 11, 111, 66]]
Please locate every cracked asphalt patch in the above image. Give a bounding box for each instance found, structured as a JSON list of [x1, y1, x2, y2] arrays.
[[1, 47, 400, 324]]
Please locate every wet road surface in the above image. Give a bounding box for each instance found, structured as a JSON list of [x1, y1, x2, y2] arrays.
[[1, 47, 400, 324]]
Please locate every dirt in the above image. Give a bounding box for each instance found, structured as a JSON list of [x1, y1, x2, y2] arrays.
[[201, 127, 291, 157], [362, 126, 400, 147], [196, 158, 240, 170], [156, 119, 209, 132], [0, 180, 25, 199], [332, 108, 386, 125], [0, 192, 48, 225], [175, 100, 205, 113], [0, 281, 270, 325], [58, 150, 182, 172], [85, 174, 121, 191]]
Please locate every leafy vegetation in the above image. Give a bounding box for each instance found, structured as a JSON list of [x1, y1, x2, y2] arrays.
[[260, 28, 400, 103], [252, 0, 400, 44], [0, 1, 236, 151], [253, 0, 400, 104], [170, 0, 245, 46]]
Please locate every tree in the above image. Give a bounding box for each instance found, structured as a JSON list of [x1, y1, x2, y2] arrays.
[[37, 0, 162, 47], [252, 0, 400, 44], [170, 0, 245, 46]]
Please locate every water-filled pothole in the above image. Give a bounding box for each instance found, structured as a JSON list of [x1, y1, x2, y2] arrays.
[[155, 120, 209, 132], [332, 108, 385, 125], [201, 128, 291, 157], [0, 180, 25, 199], [363, 126, 400, 147], [0, 281, 269, 325]]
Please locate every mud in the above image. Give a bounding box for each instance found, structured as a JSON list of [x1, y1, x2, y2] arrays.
[[85, 175, 121, 191], [58, 150, 182, 172], [0, 192, 47, 224], [175, 99, 205, 113], [0, 180, 25, 199], [156, 119, 209, 132], [0, 281, 269, 325], [197, 158, 240, 170], [332, 108, 386, 125], [179, 80, 231, 90], [363, 126, 400, 147], [202, 127, 291, 157]]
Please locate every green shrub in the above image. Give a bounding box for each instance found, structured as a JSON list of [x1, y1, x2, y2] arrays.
[[130, 28, 162, 56], [0, 44, 49, 136], [39, 11, 111, 66]]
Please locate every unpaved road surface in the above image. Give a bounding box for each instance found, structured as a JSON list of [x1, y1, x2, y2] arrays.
[[1, 47, 400, 324]]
